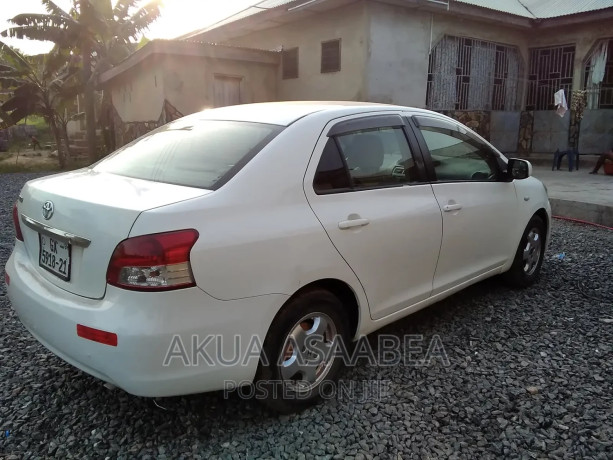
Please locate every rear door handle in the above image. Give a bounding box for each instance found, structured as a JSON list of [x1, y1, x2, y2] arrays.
[[338, 218, 370, 229], [443, 203, 462, 212]]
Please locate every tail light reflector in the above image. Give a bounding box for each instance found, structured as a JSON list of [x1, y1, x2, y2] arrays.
[[77, 324, 118, 346], [106, 229, 199, 291], [13, 203, 24, 241]]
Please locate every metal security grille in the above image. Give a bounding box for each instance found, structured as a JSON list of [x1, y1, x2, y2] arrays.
[[282, 47, 299, 79], [426, 36, 521, 111], [526, 45, 575, 111], [321, 39, 341, 73]]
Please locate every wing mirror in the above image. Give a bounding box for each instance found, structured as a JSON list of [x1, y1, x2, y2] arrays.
[[507, 158, 532, 180]]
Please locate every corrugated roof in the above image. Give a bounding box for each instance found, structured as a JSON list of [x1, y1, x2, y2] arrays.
[[183, 0, 613, 40], [456, 0, 533, 18], [180, 0, 299, 39], [456, 0, 613, 18], [520, 0, 613, 18]]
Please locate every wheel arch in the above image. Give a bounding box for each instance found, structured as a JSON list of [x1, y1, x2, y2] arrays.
[[534, 207, 550, 245], [273, 279, 361, 340]]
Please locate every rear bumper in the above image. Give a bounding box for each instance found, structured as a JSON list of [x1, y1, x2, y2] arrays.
[[5, 244, 287, 397]]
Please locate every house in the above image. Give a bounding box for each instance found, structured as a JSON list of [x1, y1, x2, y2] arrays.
[[100, 0, 613, 154], [99, 40, 278, 147]]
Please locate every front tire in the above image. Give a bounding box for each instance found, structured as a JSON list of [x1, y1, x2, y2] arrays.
[[256, 289, 349, 413], [503, 215, 546, 287]]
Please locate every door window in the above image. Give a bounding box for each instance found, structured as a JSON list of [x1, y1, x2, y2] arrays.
[[418, 123, 500, 181], [314, 126, 420, 193], [313, 139, 352, 193]]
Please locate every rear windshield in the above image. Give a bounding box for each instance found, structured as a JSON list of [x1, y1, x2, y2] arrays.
[[94, 119, 283, 189]]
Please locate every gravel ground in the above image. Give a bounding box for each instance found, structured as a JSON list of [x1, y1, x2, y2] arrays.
[[1, 172, 612, 459]]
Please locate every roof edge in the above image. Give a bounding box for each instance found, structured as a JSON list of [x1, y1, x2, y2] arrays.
[[99, 39, 279, 86]]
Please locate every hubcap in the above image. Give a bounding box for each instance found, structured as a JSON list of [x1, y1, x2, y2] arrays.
[[522, 228, 542, 276], [279, 312, 337, 392]]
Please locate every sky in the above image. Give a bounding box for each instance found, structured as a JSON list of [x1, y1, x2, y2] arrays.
[[0, 0, 258, 55]]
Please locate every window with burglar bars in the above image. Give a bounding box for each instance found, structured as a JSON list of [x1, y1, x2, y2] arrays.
[[321, 39, 341, 73], [282, 47, 299, 79], [426, 36, 521, 111], [584, 38, 613, 109], [526, 45, 575, 111]]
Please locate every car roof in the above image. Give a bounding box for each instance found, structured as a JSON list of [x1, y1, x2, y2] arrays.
[[187, 101, 436, 126]]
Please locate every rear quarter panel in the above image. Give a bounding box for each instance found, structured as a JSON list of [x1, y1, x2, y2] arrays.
[[129, 114, 369, 321]]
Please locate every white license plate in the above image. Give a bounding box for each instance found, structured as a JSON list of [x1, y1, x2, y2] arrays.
[[39, 234, 71, 281]]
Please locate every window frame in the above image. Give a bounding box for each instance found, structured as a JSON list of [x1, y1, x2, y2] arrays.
[[526, 44, 575, 111], [282, 47, 299, 80], [426, 35, 522, 112], [312, 116, 429, 195], [321, 39, 341, 74], [408, 115, 507, 183]]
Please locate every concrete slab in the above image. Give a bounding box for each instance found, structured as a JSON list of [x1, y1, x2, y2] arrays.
[[530, 165, 613, 227]]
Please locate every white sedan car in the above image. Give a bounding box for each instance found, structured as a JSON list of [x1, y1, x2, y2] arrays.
[[5, 102, 550, 412]]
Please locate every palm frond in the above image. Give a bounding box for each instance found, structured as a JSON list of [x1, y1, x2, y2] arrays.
[[120, 0, 162, 39], [41, 0, 71, 18], [0, 40, 33, 74], [113, 0, 140, 20], [8, 13, 78, 30]]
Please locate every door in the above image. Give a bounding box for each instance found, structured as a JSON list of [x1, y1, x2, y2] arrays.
[[305, 114, 443, 320], [410, 115, 518, 295], [214, 75, 242, 107]]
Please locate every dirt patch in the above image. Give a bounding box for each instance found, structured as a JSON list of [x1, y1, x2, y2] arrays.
[[0, 149, 57, 166]]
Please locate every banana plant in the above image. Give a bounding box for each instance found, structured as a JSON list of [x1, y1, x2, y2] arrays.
[[2, 0, 162, 162]]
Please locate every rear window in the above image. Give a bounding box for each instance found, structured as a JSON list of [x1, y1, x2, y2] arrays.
[[94, 119, 283, 190]]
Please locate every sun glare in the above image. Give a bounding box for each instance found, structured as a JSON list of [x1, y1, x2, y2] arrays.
[[1, 0, 257, 55]]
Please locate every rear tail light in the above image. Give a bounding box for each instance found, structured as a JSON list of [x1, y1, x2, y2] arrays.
[[12, 203, 24, 241], [106, 229, 199, 291]]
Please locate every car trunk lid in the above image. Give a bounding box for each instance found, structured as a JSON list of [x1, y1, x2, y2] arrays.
[[17, 169, 210, 299]]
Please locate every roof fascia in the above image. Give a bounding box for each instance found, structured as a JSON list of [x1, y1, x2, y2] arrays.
[[99, 41, 279, 86]]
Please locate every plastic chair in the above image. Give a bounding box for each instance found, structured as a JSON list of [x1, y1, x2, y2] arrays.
[[552, 148, 579, 171]]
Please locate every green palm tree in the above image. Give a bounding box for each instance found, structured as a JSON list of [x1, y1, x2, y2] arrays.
[[0, 41, 81, 168], [2, 0, 162, 162]]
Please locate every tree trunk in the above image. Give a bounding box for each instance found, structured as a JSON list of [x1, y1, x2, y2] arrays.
[[49, 118, 65, 169], [61, 122, 72, 163], [82, 43, 97, 164]]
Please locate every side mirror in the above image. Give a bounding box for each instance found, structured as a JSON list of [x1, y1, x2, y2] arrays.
[[507, 158, 532, 180]]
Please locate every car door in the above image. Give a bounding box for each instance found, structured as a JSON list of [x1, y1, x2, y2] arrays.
[[409, 115, 518, 295], [304, 114, 443, 320]]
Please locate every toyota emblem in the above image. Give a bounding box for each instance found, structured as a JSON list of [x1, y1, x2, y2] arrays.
[[42, 201, 54, 220]]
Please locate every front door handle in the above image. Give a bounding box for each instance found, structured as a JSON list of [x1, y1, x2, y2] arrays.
[[338, 218, 370, 229], [443, 203, 462, 212]]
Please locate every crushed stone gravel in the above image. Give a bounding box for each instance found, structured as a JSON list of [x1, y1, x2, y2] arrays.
[[1, 172, 611, 459]]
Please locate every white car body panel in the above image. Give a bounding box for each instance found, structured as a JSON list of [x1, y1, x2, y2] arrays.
[[303, 113, 442, 320], [5, 102, 552, 397], [18, 170, 210, 298], [429, 181, 518, 294], [7, 244, 287, 396]]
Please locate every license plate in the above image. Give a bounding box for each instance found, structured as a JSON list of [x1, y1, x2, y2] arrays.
[[39, 234, 71, 281]]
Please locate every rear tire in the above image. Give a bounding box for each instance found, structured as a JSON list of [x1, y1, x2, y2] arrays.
[[256, 289, 349, 413], [503, 215, 546, 288]]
